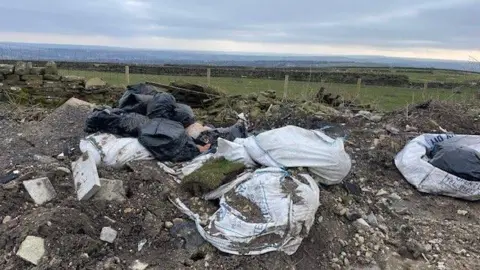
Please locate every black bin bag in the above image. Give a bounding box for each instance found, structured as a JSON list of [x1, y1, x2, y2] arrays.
[[138, 118, 200, 162], [118, 83, 160, 114], [429, 138, 480, 182], [85, 108, 150, 137]]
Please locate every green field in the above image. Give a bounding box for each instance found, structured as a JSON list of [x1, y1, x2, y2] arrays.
[[60, 69, 478, 111]]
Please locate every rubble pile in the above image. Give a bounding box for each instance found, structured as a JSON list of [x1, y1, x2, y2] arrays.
[[1, 80, 480, 270]]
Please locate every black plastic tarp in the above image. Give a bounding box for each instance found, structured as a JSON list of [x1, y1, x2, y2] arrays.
[[429, 139, 480, 182], [85, 108, 150, 137], [138, 118, 200, 162], [118, 83, 160, 115]]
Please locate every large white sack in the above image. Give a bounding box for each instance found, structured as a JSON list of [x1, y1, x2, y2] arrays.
[[79, 133, 154, 168], [395, 133, 480, 200], [173, 167, 320, 255], [216, 125, 351, 185]]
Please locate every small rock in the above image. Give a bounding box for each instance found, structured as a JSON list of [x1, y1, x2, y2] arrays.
[[53, 167, 71, 177], [165, 221, 174, 229], [343, 257, 350, 266], [457, 210, 468, 216], [100, 227, 118, 243], [424, 244, 432, 252], [366, 213, 378, 227], [85, 77, 107, 89], [376, 189, 388, 196], [57, 153, 65, 160], [388, 193, 401, 201], [354, 218, 371, 229], [357, 236, 365, 244], [16, 236, 45, 265], [14, 61, 29, 75], [385, 124, 400, 134], [405, 125, 418, 132], [80, 253, 89, 259], [173, 218, 184, 225], [2, 215, 12, 224], [317, 216, 324, 223], [346, 210, 362, 221], [137, 239, 147, 252], [34, 154, 58, 164], [130, 260, 149, 270]]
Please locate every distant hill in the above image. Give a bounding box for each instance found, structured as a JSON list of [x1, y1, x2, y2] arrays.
[[0, 42, 478, 72]]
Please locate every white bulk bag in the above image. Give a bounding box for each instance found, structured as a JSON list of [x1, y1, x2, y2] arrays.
[[79, 133, 154, 168], [173, 167, 320, 255], [395, 133, 480, 200], [216, 125, 351, 185]]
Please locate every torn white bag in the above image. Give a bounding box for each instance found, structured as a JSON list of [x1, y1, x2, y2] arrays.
[[395, 133, 480, 200], [173, 167, 320, 255], [216, 125, 351, 185], [79, 133, 154, 168]]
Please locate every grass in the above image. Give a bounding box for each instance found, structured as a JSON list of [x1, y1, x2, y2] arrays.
[[60, 69, 479, 111]]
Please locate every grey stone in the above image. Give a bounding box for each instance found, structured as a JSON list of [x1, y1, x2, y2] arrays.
[[0, 74, 4, 81], [16, 236, 45, 265], [366, 213, 378, 227], [23, 177, 57, 205], [354, 218, 371, 229], [26, 62, 33, 70], [388, 193, 402, 201], [30, 67, 45, 75], [44, 61, 58, 75], [61, 75, 85, 83], [0, 64, 14, 75], [53, 167, 71, 177], [34, 154, 58, 164], [2, 215, 12, 224], [93, 179, 126, 202], [100, 227, 118, 243], [457, 210, 468, 216], [130, 260, 149, 270], [85, 77, 106, 90], [14, 61, 29, 75], [21, 75, 43, 81], [376, 189, 388, 196], [72, 152, 101, 201], [43, 74, 61, 81]]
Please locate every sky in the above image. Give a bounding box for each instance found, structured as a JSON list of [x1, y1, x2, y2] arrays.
[[0, 0, 479, 60]]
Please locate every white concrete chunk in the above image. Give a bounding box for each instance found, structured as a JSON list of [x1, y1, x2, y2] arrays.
[[23, 177, 57, 205], [16, 236, 45, 265], [72, 152, 101, 201], [93, 179, 126, 202], [100, 227, 118, 243], [130, 260, 149, 270]]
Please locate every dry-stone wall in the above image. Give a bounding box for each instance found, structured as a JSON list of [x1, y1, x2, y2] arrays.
[[0, 61, 124, 105]]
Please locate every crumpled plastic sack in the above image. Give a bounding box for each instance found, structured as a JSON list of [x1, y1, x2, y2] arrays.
[[395, 134, 480, 200], [429, 137, 480, 182], [84, 108, 150, 137], [79, 133, 154, 168], [146, 93, 196, 127], [172, 167, 320, 255], [139, 118, 200, 162], [118, 83, 160, 114], [216, 125, 351, 185]]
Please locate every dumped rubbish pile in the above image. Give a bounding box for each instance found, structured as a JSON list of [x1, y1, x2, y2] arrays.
[[2, 82, 480, 269]]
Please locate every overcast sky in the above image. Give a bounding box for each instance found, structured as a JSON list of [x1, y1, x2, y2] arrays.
[[0, 0, 479, 60]]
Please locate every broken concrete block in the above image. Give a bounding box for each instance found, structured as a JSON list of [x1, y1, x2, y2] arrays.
[[23, 177, 57, 205], [100, 227, 118, 243], [72, 152, 101, 201], [16, 236, 45, 265], [93, 179, 126, 202]]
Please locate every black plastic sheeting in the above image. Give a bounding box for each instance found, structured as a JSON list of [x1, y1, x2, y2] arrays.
[[118, 83, 159, 114], [429, 139, 480, 182], [194, 121, 247, 147], [138, 118, 200, 162], [85, 108, 150, 137]]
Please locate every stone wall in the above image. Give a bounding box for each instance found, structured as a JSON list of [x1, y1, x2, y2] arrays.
[[0, 61, 124, 106], [2, 60, 475, 89]]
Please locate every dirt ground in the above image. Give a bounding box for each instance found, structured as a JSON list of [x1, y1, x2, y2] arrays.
[[1, 99, 480, 270]]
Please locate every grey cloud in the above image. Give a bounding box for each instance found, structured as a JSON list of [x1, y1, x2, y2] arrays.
[[0, 0, 479, 50]]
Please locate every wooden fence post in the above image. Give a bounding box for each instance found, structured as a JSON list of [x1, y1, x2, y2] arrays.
[[283, 75, 289, 100], [125, 66, 130, 85], [356, 78, 362, 94], [207, 68, 211, 86]]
